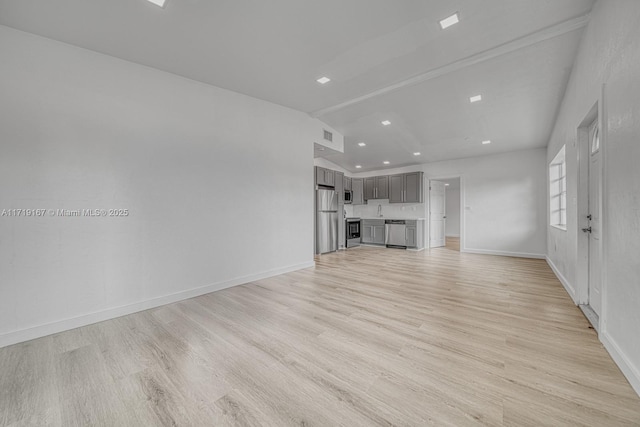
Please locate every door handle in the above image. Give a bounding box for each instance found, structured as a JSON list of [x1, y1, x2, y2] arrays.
[[582, 227, 592, 233]]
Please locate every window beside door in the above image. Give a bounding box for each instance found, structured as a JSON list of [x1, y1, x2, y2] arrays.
[[591, 125, 600, 154], [550, 145, 567, 230]]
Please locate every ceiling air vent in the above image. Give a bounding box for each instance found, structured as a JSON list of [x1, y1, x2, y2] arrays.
[[323, 129, 333, 142]]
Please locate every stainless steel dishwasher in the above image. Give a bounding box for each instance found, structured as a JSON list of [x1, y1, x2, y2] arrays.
[[385, 220, 407, 248]]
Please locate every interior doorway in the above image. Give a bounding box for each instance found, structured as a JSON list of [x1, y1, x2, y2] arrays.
[[442, 178, 461, 251], [428, 176, 463, 251], [429, 181, 446, 248]]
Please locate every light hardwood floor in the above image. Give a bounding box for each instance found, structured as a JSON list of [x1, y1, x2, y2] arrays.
[[1, 246, 639, 426], [445, 236, 460, 251]]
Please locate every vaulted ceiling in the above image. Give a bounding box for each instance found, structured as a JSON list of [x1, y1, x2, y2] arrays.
[[0, 0, 595, 172]]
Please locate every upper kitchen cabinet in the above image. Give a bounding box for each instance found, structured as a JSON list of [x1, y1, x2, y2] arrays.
[[364, 175, 389, 200], [335, 171, 345, 248], [364, 177, 375, 201], [389, 174, 404, 203], [376, 176, 389, 199], [344, 176, 352, 191], [404, 172, 423, 203], [389, 172, 423, 203], [335, 171, 344, 205], [352, 178, 364, 205], [315, 167, 335, 187]]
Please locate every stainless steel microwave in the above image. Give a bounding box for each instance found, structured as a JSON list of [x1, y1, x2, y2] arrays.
[[344, 190, 353, 204]]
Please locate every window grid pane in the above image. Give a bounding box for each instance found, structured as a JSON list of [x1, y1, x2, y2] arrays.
[[550, 146, 567, 230]]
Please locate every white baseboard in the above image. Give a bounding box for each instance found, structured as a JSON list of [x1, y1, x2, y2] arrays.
[[601, 331, 640, 398], [0, 261, 315, 349], [545, 260, 639, 398], [461, 248, 546, 259], [545, 256, 577, 304], [446, 234, 460, 238]]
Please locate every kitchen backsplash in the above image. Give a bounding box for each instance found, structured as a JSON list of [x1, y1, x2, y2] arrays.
[[348, 199, 426, 219]]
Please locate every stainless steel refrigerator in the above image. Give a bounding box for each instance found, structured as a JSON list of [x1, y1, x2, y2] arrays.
[[316, 188, 338, 254]]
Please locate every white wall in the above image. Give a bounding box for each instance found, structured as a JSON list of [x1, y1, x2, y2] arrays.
[[314, 127, 344, 153], [425, 149, 547, 258], [545, 0, 640, 395], [0, 26, 325, 347], [445, 187, 460, 237]]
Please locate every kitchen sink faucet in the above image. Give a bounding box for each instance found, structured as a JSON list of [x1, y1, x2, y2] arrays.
[[377, 204, 383, 217]]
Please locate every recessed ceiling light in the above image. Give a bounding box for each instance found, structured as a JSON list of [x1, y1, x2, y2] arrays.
[[146, 0, 167, 7], [358, 142, 366, 147], [445, 183, 450, 186], [381, 120, 391, 126], [439, 13, 459, 29], [355, 165, 362, 169], [413, 152, 421, 156], [470, 95, 482, 103], [383, 161, 390, 165], [316, 76, 331, 85], [482, 140, 492, 145]]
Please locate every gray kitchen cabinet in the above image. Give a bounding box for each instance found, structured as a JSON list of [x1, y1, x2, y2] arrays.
[[405, 226, 417, 248], [364, 175, 389, 200], [325, 168, 335, 187], [405, 220, 424, 249], [344, 176, 352, 191], [315, 167, 325, 185], [361, 219, 385, 245], [335, 171, 344, 205], [315, 167, 335, 187], [388, 172, 423, 203], [335, 172, 345, 248], [361, 223, 372, 243], [373, 225, 385, 244], [352, 178, 364, 205], [376, 176, 389, 199], [364, 177, 375, 201], [389, 174, 404, 203], [404, 172, 423, 203]]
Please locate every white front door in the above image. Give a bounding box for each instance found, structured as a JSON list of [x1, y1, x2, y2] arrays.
[[429, 180, 446, 248], [588, 119, 602, 316]]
